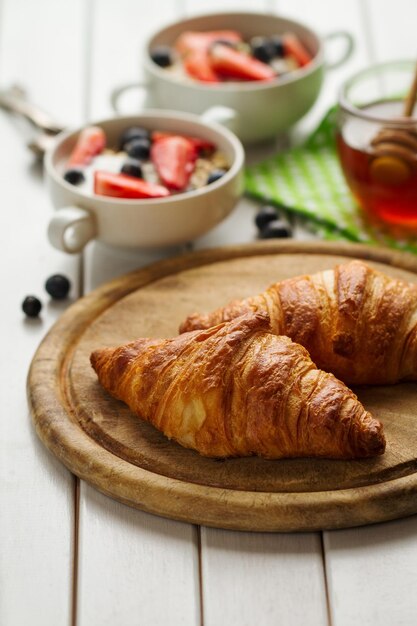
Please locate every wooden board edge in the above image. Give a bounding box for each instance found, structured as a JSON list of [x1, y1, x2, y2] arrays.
[[27, 240, 417, 532]]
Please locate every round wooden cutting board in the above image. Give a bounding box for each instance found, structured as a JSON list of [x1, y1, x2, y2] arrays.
[[28, 241, 417, 531]]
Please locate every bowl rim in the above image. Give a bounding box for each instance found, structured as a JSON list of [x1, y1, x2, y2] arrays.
[[338, 59, 417, 126], [45, 110, 245, 206], [143, 10, 324, 93]]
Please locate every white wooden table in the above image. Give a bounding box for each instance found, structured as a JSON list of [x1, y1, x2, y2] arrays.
[[2, 1, 417, 624]]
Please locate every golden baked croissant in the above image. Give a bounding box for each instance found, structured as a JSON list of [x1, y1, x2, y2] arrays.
[[91, 312, 385, 459], [179, 260, 417, 385]]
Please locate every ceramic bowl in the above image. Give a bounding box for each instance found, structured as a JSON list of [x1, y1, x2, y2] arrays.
[[111, 12, 353, 144], [45, 110, 244, 253]]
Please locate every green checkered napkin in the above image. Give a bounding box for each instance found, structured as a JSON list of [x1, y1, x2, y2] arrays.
[[245, 107, 417, 254]]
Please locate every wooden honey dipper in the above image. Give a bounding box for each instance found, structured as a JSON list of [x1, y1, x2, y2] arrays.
[[370, 63, 417, 185]]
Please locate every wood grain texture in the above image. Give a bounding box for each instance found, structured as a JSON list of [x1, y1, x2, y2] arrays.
[[0, 0, 85, 624], [325, 517, 417, 626], [28, 241, 417, 531], [201, 527, 329, 626], [77, 484, 200, 626]]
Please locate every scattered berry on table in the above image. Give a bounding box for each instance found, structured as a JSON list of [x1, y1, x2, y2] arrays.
[[254, 205, 277, 230], [150, 46, 173, 68], [119, 127, 150, 151], [207, 169, 227, 184], [121, 159, 143, 178], [125, 137, 151, 160], [22, 296, 42, 317], [259, 219, 292, 239], [63, 168, 85, 185], [45, 274, 71, 300]]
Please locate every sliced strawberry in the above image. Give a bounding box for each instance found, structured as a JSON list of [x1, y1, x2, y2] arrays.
[[151, 136, 197, 190], [184, 50, 220, 82], [282, 33, 312, 67], [209, 44, 276, 81], [175, 30, 242, 82], [152, 131, 215, 153], [94, 171, 170, 199], [175, 30, 242, 55], [68, 126, 106, 167]]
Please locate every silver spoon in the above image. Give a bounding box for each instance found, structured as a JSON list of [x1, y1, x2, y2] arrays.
[[0, 84, 65, 157]]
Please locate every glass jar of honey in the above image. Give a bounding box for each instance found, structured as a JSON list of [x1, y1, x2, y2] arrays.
[[337, 60, 417, 233]]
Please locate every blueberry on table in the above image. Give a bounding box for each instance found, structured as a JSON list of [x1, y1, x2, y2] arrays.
[[207, 169, 227, 184], [150, 46, 173, 68], [250, 37, 276, 64], [259, 219, 292, 239], [119, 127, 150, 151], [125, 137, 151, 160], [22, 296, 42, 317], [121, 159, 143, 178], [45, 274, 71, 300], [63, 168, 85, 185], [254, 205, 277, 230]]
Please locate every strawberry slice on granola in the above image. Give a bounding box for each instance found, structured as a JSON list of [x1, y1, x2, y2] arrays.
[[151, 135, 197, 191], [175, 30, 242, 83], [68, 126, 106, 167], [152, 131, 215, 153], [94, 171, 170, 199], [209, 43, 276, 81]]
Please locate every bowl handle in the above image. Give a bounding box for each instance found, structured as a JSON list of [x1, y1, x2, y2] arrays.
[[201, 106, 239, 132], [322, 31, 355, 70], [48, 206, 97, 254], [110, 74, 152, 114]]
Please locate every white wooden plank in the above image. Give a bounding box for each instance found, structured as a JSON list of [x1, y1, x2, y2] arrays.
[[78, 2, 202, 624], [78, 486, 200, 626], [325, 519, 417, 626], [201, 528, 329, 626], [0, 0, 86, 623], [277, 0, 371, 139], [322, 3, 417, 625], [89, 0, 180, 120], [367, 0, 417, 62], [194, 3, 331, 622]]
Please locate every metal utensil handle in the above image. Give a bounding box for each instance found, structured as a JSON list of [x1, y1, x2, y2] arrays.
[[0, 85, 65, 135]]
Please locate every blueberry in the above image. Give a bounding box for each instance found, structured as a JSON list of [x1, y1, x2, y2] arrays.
[[150, 46, 173, 68], [255, 205, 277, 230], [22, 296, 42, 317], [45, 274, 71, 300], [63, 168, 85, 185], [270, 35, 284, 57], [250, 37, 276, 63], [121, 159, 143, 178], [259, 219, 292, 239], [119, 127, 150, 151], [207, 169, 227, 184], [125, 137, 151, 160]]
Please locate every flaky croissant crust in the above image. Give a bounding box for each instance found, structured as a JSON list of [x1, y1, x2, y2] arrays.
[[91, 312, 385, 460], [179, 260, 417, 385]]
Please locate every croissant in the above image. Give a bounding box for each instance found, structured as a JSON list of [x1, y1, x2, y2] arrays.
[[90, 312, 385, 459], [179, 260, 417, 385]]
